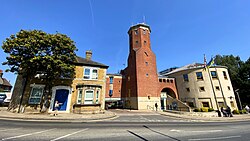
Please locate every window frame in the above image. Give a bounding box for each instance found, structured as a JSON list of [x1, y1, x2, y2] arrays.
[[211, 71, 218, 79], [84, 90, 94, 104], [83, 67, 99, 80], [196, 72, 204, 80], [28, 85, 45, 104], [223, 71, 228, 79], [183, 74, 189, 82], [77, 88, 83, 104]]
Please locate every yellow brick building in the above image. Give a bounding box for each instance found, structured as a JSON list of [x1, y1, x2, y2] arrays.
[[10, 51, 108, 113]]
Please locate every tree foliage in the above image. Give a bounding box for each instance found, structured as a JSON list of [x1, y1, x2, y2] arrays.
[[1, 30, 77, 112], [2, 30, 77, 79], [214, 55, 250, 105]]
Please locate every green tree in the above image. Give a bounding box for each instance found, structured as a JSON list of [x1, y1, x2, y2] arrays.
[[2, 30, 77, 112], [238, 57, 250, 105], [214, 55, 250, 106]]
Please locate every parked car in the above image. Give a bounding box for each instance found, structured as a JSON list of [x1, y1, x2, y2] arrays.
[[0, 94, 7, 106]]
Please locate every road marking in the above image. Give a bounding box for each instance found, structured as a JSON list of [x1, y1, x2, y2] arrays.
[[0, 128, 21, 132], [170, 129, 222, 133], [188, 135, 241, 141], [1, 128, 55, 141], [50, 128, 89, 141]]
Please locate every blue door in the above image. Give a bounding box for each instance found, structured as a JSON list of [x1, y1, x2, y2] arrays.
[[54, 89, 69, 111]]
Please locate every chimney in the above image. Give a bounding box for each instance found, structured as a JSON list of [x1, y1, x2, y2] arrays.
[[86, 50, 92, 60]]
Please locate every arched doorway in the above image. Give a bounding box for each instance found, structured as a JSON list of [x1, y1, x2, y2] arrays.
[[160, 88, 177, 110]]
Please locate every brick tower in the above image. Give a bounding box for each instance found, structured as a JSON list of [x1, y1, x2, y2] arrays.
[[122, 23, 160, 110]]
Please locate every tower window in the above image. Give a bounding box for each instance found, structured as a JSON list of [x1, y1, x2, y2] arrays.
[[143, 29, 146, 34], [223, 71, 228, 79], [146, 73, 149, 77], [135, 30, 138, 35], [145, 62, 148, 66], [144, 52, 148, 56], [186, 88, 190, 92], [144, 40, 147, 44], [135, 41, 138, 44]]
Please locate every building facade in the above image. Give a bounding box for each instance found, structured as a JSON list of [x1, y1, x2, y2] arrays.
[[160, 63, 238, 111], [10, 51, 109, 113], [0, 70, 12, 104], [121, 23, 179, 110]]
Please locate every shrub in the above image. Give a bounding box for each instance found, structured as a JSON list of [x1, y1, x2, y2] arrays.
[[193, 108, 201, 112], [239, 109, 247, 114], [201, 107, 209, 112], [232, 110, 240, 114], [208, 108, 214, 112]]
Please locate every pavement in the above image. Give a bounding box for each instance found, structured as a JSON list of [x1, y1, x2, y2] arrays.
[[0, 107, 250, 122], [0, 107, 117, 122]]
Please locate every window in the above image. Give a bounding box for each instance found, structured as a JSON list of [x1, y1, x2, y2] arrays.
[[84, 68, 90, 79], [134, 30, 138, 35], [109, 77, 113, 84], [144, 52, 148, 56], [218, 102, 224, 107], [186, 88, 190, 92], [84, 68, 98, 80], [196, 72, 203, 80], [202, 102, 209, 107], [145, 62, 148, 66], [163, 79, 166, 83], [28, 85, 44, 104], [215, 86, 220, 91], [96, 90, 99, 103], [223, 71, 228, 79], [144, 40, 147, 45], [143, 29, 146, 34], [92, 69, 98, 79], [135, 40, 138, 44], [230, 101, 235, 108], [146, 73, 149, 77], [159, 79, 162, 82], [227, 86, 231, 90], [199, 87, 205, 92], [109, 90, 113, 97], [77, 89, 83, 104], [211, 71, 217, 78], [84, 90, 94, 104], [170, 80, 173, 83], [183, 74, 189, 82]]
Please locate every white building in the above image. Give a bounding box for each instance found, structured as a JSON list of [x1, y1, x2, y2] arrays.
[[160, 63, 238, 111]]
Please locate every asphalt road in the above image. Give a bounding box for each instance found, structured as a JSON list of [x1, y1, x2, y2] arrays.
[[0, 111, 250, 141]]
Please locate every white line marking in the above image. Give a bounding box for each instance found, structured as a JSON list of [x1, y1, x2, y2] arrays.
[[2, 128, 55, 140], [188, 135, 241, 141], [191, 130, 222, 133], [0, 128, 21, 132], [50, 128, 89, 141]]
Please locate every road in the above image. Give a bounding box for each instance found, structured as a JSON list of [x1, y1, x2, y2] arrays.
[[0, 110, 249, 141]]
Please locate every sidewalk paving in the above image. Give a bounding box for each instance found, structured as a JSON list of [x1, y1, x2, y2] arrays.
[[0, 107, 117, 122], [1, 107, 250, 122], [158, 110, 250, 122]]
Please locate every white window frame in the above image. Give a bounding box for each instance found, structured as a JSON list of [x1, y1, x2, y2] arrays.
[[83, 67, 98, 80], [96, 89, 100, 104], [28, 84, 45, 104], [77, 88, 83, 104], [84, 90, 94, 104]]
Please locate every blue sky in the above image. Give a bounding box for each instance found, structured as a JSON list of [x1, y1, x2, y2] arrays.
[[1, 0, 250, 86]]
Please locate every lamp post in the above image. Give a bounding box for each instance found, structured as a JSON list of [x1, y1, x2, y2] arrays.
[[235, 89, 242, 110]]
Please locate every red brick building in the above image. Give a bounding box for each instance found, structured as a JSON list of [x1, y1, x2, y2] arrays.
[[106, 23, 182, 110]]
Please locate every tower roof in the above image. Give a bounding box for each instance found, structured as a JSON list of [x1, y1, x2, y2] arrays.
[[128, 23, 151, 33]]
